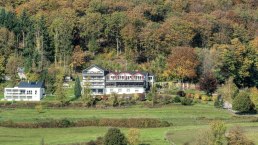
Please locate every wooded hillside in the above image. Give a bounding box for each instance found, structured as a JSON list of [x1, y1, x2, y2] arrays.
[[0, 0, 257, 89]]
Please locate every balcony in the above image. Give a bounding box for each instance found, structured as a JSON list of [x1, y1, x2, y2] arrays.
[[106, 79, 144, 82]]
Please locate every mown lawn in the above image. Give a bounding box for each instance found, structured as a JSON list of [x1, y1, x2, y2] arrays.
[[0, 104, 257, 145]]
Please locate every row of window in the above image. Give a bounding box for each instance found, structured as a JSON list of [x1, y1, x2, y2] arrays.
[[109, 76, 144, 80], [6, 90, 37, 95], [6, 96, 33, 99], [109, 89, 139, 93]]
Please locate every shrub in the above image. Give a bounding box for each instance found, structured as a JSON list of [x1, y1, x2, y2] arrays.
[[233, 91, 256, 113], [194, 93, 201, 99], [173, 96, 181, 103], [112, 95, 119, 107], [35, 104, 43, 113], [226, 126, 255, 145], [177, 90, 186, 97], [104, 128, 127, 145], [58, 118, 73, 128], [217, 77, 238, 103], [0, 118, 170, 128], [249, 87, 258, 108], [201, 95, 209, 101], [127, 128, 140, 145], [181, 98, 193, 105], [210, 120, 226, 145], [162, 95, 172, 104]]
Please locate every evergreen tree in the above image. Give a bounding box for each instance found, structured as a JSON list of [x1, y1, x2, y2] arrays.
[[74, 76, 82, 98], [233, 91, 255, 113]]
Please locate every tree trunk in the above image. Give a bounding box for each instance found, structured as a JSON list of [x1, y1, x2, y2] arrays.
[[116, 37, 119, 56]]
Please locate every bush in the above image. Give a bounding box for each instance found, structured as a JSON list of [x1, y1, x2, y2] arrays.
[[104, 128, 127, 145], [127, 128, 140, 145], [232, 91, 256, 113], [194, 93, 201, 99], [35, 104, 44, 113], [201, 95, 209, 101], [162, 95, 172, 104], [173, 96, 181, 103], [177, 91, 186, 97], [226, 126, 255, 145], [181, 98, 193, 105]]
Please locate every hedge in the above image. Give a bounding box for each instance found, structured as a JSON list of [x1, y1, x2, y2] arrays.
[[0, 118, 171, 128]]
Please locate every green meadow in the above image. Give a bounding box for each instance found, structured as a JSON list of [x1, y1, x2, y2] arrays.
[[0, 104, 257, 145]]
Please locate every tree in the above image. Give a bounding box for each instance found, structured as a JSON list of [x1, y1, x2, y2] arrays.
[[167, 47, 199, 88], [105, 12, 128, 56], [0, 27, 15, 56], [226, 126, 255, 145], [249, 87, 258, 108], [217, 77, 238, 103], [35, 16, 53, 70], [74, 76, 82, 98], [55, 69, 67, 105], [82, 80, 92, 105], [87, 37, 99, 55], [104, 128, 127, 145], [0, 55, 5, 82], [232, 91, 255, 113], [71, 45, 85, 72], [214, 39, 258, 87], [127, 128, 140, 145], [6, 54, 23, 82], [199, 72, 218, 95]]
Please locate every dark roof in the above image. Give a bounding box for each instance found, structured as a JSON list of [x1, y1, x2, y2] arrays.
[[18, 81, 44, 88]]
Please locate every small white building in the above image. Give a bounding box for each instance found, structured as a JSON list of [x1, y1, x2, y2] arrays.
[[4, 82, 45, 101]]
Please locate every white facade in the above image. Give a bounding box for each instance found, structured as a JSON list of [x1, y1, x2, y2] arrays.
[[82, 65, 154, 96], [4, 82, 45, 101], [105, 87, 145, 95]]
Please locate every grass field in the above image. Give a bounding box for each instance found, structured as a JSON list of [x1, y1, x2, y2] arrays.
[[0, 104, 257, 145]]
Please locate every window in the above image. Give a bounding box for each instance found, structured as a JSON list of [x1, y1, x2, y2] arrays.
[[118, 89, 122, 92], [35, 90, 37, 95], [27, 90, 32, 94], [127, 89, 130, 92], [110, 89, 113, 92], [135, 90, 139, 93], [27, 96, 32, 99]]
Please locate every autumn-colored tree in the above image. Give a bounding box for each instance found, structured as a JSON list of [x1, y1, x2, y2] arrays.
[[199, 71, 218, 95], [71, 46, 85, 72], [167, 47, 199, 83], [6, 54, 24, 82]]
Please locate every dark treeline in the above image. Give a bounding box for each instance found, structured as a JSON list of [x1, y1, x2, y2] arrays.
[[0, 0, 257, 90]]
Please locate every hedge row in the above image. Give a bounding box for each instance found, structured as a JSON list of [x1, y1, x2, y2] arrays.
[[0, 118, 171, 128]]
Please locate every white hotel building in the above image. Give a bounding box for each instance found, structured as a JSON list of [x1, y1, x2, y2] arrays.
[[82, 65, 154, 95], [4, 82, 45, 101]]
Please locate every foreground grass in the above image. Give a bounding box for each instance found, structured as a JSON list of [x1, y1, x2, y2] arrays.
[[0, 104, 257, 145], [1, 123, 258, 145]]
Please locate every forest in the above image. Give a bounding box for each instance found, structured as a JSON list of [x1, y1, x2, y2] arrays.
[[0, 0, 257, 93]]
